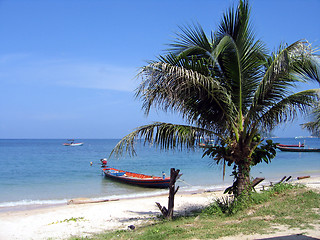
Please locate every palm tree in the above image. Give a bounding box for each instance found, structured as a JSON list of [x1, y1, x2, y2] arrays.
[[111, 0, 320, 196]]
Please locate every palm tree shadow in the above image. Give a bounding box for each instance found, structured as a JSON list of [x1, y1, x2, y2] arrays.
[[125, 203, 204, 221]]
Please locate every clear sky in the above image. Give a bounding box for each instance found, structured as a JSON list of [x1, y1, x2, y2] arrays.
[[0, 0, 319, 139]]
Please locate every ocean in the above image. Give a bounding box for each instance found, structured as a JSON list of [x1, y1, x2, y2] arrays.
[[0, 138, 320, 211]]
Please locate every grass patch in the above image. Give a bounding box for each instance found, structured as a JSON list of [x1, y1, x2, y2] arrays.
[[50, 217, 86, 225], [69, 183, 320, 240]]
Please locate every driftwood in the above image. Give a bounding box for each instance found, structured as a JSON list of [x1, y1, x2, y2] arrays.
[[269, 176, 293, 186], [67, 198, 119, 205], [251, 177, 265, 189], [155, 202, 168, 216], [285, 176, 292, 182], [276, 176, 287, 184], [297, 175, 310, 180], [156, 168, 181, 219]]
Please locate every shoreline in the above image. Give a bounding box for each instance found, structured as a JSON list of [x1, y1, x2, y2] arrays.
[[0, 176, 320, 240], [1, 172, 320, 214], [0, 182, 232, 213]]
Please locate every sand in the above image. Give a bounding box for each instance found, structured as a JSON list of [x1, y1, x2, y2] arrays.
[[0, 177, 319, 240], [0, 190, 223, 240]]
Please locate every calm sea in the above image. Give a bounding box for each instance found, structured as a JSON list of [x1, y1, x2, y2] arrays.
[[0, 138, 319, 211]]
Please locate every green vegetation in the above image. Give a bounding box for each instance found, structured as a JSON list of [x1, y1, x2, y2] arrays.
[[50, 217, 86, 225], [111, 0, 320, 196], [69, 184, 320, 240]]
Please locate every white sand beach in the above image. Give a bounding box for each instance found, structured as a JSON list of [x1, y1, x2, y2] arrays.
[[0, 190, 222, 240], [0, 177, 319, 240]]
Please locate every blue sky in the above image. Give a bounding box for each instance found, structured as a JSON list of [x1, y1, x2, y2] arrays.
[[0, 0, 319, 139]]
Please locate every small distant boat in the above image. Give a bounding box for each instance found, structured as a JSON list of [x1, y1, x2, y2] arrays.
[[277, 146, 320, 152], [277, 143, 304, 148], [63, 142, 84, 146], [102, 167, 171, 188], [63, 139, 84, 146], [199, 139, 215, 148]]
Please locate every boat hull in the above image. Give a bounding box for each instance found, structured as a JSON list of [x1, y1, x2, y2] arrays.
[[199, 143, 215, 148], [63, 143, 84, 146], [277, 144, 304, 148], [102, 168, 170, 188], [277, 146, 320, 152]]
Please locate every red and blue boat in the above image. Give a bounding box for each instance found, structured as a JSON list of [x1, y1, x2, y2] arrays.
[[277, 143, 304, 148], [277, 146, 320, 152], [102, 167, 171, 188]]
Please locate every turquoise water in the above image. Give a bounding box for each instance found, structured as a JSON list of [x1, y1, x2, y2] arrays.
[[0, 138, 320, 210]]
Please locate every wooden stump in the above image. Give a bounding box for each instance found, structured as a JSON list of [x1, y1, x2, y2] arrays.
[[156, 168, 180, 219]]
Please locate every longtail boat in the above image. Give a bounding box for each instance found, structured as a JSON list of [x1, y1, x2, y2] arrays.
[[102, 167, 171, 188], [277, 144, 304, 148], [277, 146, 320, 152]]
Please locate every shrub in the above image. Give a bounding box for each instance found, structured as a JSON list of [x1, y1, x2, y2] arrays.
[[202, 183, 303, 216]]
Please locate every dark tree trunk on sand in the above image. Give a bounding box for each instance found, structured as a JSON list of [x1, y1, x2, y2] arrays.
[[167, 168, 180, 219], [156, 168, 180, 219]]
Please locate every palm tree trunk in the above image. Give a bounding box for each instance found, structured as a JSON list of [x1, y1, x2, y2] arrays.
[[236, 163, 251, 196]]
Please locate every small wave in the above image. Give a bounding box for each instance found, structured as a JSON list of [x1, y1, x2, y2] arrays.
[[0, 191, 170, 209], [0, 198, 68, 208], [0, 184, 231, 210]]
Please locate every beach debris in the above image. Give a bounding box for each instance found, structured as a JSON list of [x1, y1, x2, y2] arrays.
[[276, 176, 287, 184], [67, 198, 119, 205], [297, 175, 310, 180], [128, 225, 136, 230], [251, 177, 265, 189], [285, 176, 292, 182], [156, 202, 168, 216], [224, 177, 265, 194], [270, 176, 292, 186]]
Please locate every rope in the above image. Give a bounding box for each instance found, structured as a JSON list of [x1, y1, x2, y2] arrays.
[[178, 179, 194, 186]]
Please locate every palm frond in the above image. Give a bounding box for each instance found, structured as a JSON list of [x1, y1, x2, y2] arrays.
[[248, 40, 320, 128], [169, 23, 212, 56], [257, 89, 320, 131], [214, 0, 267, 116], [137, 60, 238, 133], [109, 122, 219, 158], [302, 103, 320, 136]]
